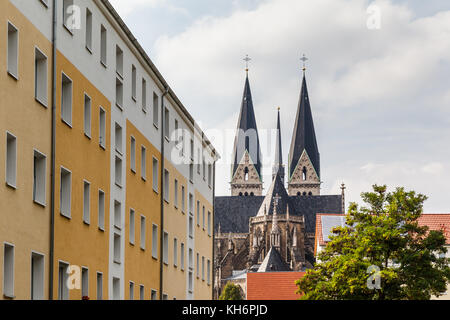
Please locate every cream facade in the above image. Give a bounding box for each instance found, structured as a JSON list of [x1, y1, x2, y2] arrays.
[[1, 0, 218, 300]]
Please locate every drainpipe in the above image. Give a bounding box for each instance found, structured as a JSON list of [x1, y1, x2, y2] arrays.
[[159, 86, 169, 300], [49, 0, 57, 300], [211, 159, 216, 299]]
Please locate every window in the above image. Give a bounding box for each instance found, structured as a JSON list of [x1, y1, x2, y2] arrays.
[[189, 193, 193, 216], [3, 244, 14, 298], [141, 146, 147, 181], [7, 22, 19, 78], [84, 94, 91, 137], [174, 179, 178, 208], [189, 163, 194, 183], [208, 163, 212, 187], [97, 272, 103, 300], [180, 243, 185, 270], [189, 249, 193, 271], [142, 79, 147, 112], [202, 206, 205, 230], [164, 169, 169, 202], [152, 224, 158, 258], [115, 123, 122, 154], [139, 285, 145, 300], [85, 9, 92, 51], [163, 232, 169, 265], [196, 253, 199, 278], [152, 157, 158, 191], [116, 78, 123, 109], [35, 48, 48, 105], [190, 139, 194, 161], [173, 238, 178, 267], [113, 233, 121, 264], [208, 211, 212, 236], [81, 267, 88, 298], [114, 200, 121, 229], [115, 156, 122, 187], [31, 252, 44, 300], [61, 73, 72, 126], [181, 186, 185, 213], [140, 216, 146, 250], [207, 260, 211, 285], [6, 133, 17, 188], [197, 149, 201, 174], [174, 120, 179, 145], [164, 108, 170, 139], [129, 282, 134, 300], [151, 290, 157, 300], [33, 150, 46, 205], [189, 217, 193, 239], [98, 190, 105, 230], [196, 201, 200, 226], [129, 209, 135, 245], [60, 167, 71, 218], [100, 25, 107, 66], [83, 181, 90, 224], [116, 46, 123, 78], [188, 271, 193, 293], [112, 277, 120, 300], [131, 65, 137, 100], [202, 256, 205, 281], [63, 0, 74, 32], [130, 136, 136, 172], [153, 93, 159, 127], [58, 262, 69, 300], [99, 107, 106, 149]]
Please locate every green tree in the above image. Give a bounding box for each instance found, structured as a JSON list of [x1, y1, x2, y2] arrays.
[[219, 282, 243, 300], [296, 185, 450, 300]]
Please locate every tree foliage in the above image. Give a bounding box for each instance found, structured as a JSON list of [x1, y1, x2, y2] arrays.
[[219, 282, 244, 300], [296, 185, 450, 300]]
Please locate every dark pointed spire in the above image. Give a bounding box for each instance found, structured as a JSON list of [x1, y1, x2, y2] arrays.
[[272, 108, 285, 183], [231, 73, 262, 180], [288, 73, 320, 180]]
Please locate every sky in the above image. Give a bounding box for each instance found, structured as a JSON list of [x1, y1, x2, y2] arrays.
[[109, 0, 450, 213]]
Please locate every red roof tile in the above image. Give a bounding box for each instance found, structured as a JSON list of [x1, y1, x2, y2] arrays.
[[417, 214, 450, 244], [246, 272, 306, 300]]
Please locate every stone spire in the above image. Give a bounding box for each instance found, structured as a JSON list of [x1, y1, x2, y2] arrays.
[[270, 194, 281, 249], [230, 63, 263, 196], [288, 62, 321, 196], [272, 108, 285, 184]]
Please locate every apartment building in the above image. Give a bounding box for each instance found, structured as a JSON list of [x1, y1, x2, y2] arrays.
[[0, 0, 218, 300]]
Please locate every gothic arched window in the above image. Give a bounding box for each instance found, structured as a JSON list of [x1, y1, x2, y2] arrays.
[[244, 192, 249, 197], [297, 192, 301, 196], [244, 167, 249, 181], [308, 192, 313, 196], [250, 192, 254, 196], [239, 192, 243, 196], [302, 167, 307, 181]]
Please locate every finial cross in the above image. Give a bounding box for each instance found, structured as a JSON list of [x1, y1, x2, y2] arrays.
[[244, 54, 251, 71], [300, 54, 308, 71]]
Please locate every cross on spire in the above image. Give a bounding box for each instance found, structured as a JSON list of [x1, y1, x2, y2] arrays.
[[244, 54, 251, 73], [300, 54, 308, 72]]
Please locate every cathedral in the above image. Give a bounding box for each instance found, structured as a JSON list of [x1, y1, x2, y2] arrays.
[[213, 62, 344, 298]]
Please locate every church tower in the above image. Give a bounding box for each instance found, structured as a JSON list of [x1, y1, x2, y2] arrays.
[[230, 63, 263, 196], [272, 108, 285, 184], [288, 65, 321, 196]]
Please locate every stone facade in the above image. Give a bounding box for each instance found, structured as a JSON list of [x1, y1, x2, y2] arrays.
[[231, 151, 263, 196], [288, 150, 321, 196]]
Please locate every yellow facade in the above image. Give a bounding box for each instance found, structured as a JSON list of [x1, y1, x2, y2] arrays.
[[125, 120, 161, 299], [194, 190, 213, 299], [1, 0, 217, 300], [0, 1, 52, 300], [53, 52, 111, 300]]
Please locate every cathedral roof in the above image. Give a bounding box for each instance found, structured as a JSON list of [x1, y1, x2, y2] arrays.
[[288, 74, 320, 180], [257, 247, 290, 272], [256, 173, 294, 217], [231, 74, 263, 180], [215, 194, 343, 235]]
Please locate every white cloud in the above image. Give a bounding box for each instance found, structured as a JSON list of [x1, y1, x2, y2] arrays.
[[145, 0, 450, 211], [109, 0, 165, 16]]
